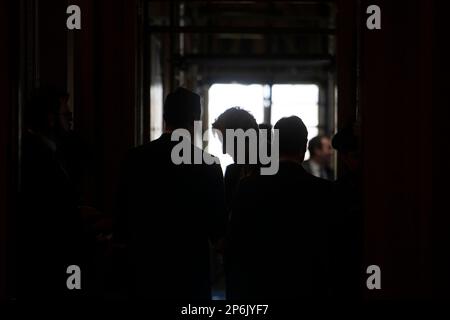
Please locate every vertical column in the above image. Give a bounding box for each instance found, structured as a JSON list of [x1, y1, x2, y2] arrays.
[[360, 0, 433, 299]]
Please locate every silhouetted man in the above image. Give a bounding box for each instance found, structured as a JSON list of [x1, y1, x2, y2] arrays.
[[116, 87, 226, 300], [227, 116, 332, 300], [18, 87, 85, 299], [212, 107, 261, 299], [303, 135, 334, 180], [212, 107, 260, 214]]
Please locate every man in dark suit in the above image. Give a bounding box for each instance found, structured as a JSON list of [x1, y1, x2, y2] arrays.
[[227, 116, 332, 300], [116, 87, 226, 300], [211, 107, 260, 214], [18, 88, 85, 300], [303, 135, 334, 180]]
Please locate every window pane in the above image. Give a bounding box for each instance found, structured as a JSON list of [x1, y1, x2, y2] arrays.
[[271, 84, 319, 140]]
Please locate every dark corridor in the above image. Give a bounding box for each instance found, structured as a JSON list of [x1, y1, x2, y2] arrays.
[[1, 0, 449, 309]]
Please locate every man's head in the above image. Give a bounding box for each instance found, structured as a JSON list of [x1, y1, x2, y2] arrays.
[[274, 116, 308, 162], [308, 135, 332, 166], [26, 87, 71, 134], [332, 124, 361, 172], [163, 87, 201, 131]]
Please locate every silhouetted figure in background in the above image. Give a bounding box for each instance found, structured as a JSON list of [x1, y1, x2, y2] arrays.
[[212, 107, 260, 214], [303, 135, 334, 180], [18, 87, 85, 299], [330, 122, 363, 299], [227, 116, 332, 299], [116, 87, 226, 300]]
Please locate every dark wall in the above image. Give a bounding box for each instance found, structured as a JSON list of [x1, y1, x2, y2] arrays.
[[360, 0, 434, 298], [336, 0, 359, 128], [337, 0, 449, 299], [72, 0, 141, 214], [0, 0, 14, 301], [432, 0, 450, 300]]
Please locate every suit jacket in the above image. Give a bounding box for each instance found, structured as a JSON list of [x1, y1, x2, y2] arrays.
[[303, 159, 334, 181], [18, 131, 84, 299], [226, 161, 333, 299], [116, 133, 226, 300]]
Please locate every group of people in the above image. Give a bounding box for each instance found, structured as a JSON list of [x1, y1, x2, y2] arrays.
[[18, 86, 363, 301]]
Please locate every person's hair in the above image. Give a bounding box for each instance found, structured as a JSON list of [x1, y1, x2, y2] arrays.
[[308, 135, 327, 157], [25, 87, 69, 131], [163, 87, 201, 129], [274, 116, 308, 156], [332, 124, 359, 153], [212, 107, 258, 132], [212, 107, 259, 164]]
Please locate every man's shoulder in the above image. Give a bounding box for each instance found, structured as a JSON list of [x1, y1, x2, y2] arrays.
[[304, 171, 333, 191], [121, 139, 168, 173], [193, 144, 219, 160], [127, 136, 169, 157], [279, 163, 332, 189], [124, 135, 222, 173]]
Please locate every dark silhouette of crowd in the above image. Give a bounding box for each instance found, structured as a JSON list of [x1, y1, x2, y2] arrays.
[[18, 87, 363, 301]]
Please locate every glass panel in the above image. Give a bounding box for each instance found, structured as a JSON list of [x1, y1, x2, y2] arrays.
[[271, 84, 320, 159]]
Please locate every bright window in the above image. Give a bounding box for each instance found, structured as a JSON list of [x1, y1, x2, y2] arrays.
[[207, 83, 319, 173]]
